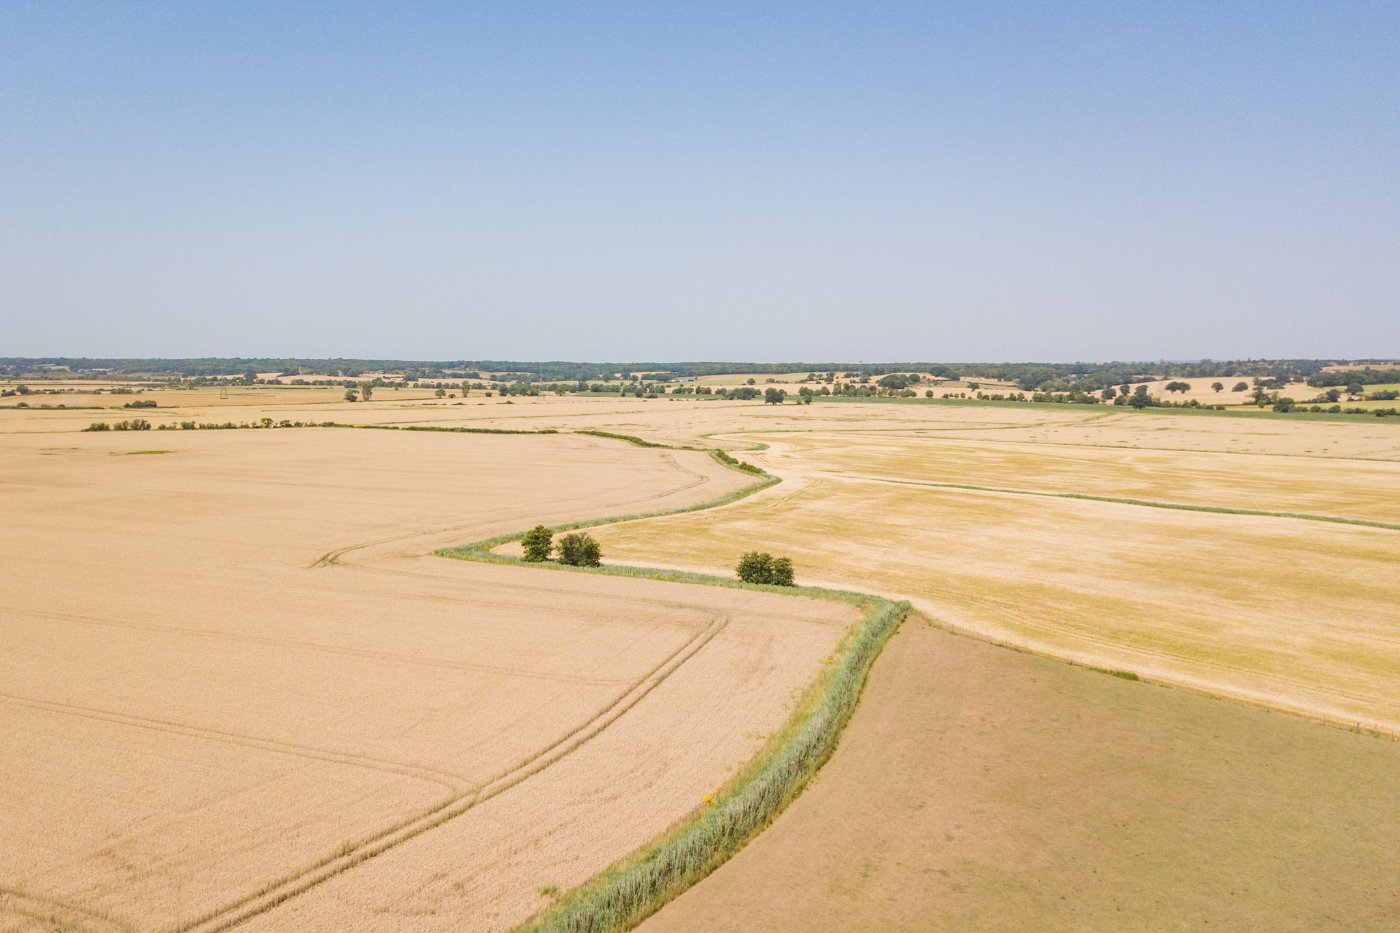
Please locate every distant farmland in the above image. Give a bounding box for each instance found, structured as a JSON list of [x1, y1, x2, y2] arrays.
[[2, 382, 1397, 932]]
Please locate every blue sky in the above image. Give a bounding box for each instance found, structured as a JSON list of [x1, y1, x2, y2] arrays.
[[2, 2, 1396, 361]]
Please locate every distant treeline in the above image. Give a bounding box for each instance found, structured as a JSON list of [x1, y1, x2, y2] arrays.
[[1305, 368, 1400, 387], [3, 358, 1394, 393]]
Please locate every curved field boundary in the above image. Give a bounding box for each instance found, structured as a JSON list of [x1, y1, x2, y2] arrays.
[[819, 471, 1400, 531], [434, 438, 910, 933]]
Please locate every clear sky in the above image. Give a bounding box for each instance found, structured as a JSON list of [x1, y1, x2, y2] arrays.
[[3, 2, 1397, 361]]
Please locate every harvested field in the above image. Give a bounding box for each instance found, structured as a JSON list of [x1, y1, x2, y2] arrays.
[[767, 431, 1400, 523], [640, 619, 1400, 932], [0, 428, 856, 931], [593, 428, 1400, 733]]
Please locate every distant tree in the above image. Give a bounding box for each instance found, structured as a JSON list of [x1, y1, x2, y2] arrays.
[[737, 552, 770, 584], [1101, 387, 1117, 400], [925, 389, 934, 398], [731, 386, 761, 401], [736, 551, 796, 586], [764, 387, 787, 405], [877, 373, 910, 391], [461, 381, 471, 396], [344, 388, 359, 402], [435, 387, 446, 398], [1273, 397, 1296, 412], [521, 525, 553, 562], [1232, 381, 1250, 393], [1324, 388, 1342, 403], [359, 381, 373, 401], [1129, 385, 1153, 409], [1211, 382, 1224, 393], [746, 378, 757, 385], [799, 386, 815, 404], [1164, 381, 1191, 393], [1347, 382, 1365, 396], [769, 556, 795, 586], [557, 532, 602, 567]]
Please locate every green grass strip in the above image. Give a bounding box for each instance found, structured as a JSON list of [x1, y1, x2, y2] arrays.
[[574, 429, 677, 448], [837, 473, 1400, 532], [432, 434, 910, 933]]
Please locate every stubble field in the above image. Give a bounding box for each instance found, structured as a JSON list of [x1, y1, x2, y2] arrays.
[[593, 426, 1400, 732]]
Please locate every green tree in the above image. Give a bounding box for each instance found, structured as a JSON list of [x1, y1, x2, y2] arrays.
[[764, 387, 787, 405], [557, 532, 602, 566], [521, 525, 553, 562], [1232, 381, 1249, 392], [1129, 385, 1153, 409], [737, 552, 772, 584], [769, 556, 795, 586], [1211, 382, 1224, 393], [359, 381, 373, 401], [877, 373, 910, 391], [344, 388, 359, 402]]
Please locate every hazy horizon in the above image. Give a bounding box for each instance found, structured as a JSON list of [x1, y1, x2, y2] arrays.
[[4, 4, 1397, 361]]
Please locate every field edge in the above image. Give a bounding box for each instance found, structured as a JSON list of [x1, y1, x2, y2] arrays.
[[433, 438, 910, 933]]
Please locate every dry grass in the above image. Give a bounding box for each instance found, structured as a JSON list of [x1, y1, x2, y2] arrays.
[[771, 431, 1400, 523], [592, 431, 1400, 734]]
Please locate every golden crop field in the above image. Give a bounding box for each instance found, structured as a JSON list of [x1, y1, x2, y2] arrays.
[[0, 424, 855, 932], [4, 388, 1399, 932]]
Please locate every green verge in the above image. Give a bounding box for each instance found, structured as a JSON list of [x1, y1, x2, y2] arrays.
[[574, 429, 678, 448], [432, 436, 910, 933]]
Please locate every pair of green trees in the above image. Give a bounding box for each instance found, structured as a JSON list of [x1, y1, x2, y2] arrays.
[[521, 525, 602, 567], [736, 551, 795, 586]]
